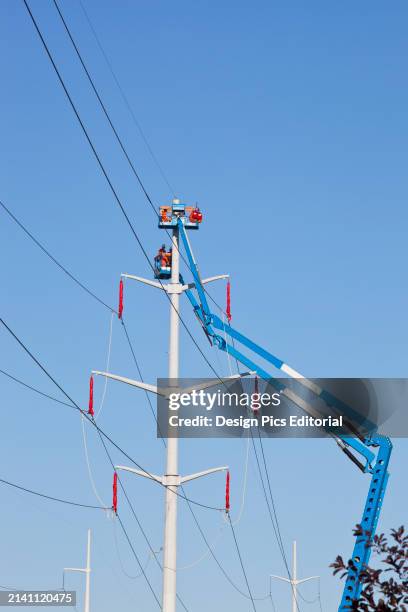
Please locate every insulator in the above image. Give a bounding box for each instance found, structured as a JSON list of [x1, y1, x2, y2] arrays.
[[112, 472, 118, 514], [118, 279, 124, 319], [225, 470, 230, 513], [226, 280, 232, 322], [88, 375, 94, 417]]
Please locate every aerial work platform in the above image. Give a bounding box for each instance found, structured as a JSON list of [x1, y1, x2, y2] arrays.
[[159, 198, 202, 230]]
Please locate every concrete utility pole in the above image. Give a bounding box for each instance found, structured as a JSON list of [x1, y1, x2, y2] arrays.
[[271, 540, 319, 612], [162, 223, 181, 612], [91, 200, 252, 612], [64, 529, 91, 612]]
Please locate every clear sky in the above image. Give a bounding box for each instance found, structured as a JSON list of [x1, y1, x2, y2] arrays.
[[1, 1, 408, 610]]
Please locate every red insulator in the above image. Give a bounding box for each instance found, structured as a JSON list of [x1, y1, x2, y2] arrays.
[[112, 472, 118, 514], [225, 470, 230, 514], [88, 375, 94, 416], [226, 280, 232, 322], [118, 279, 124, 319]]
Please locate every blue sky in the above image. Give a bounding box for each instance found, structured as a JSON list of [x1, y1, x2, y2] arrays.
[[1, 0, 408, 610]]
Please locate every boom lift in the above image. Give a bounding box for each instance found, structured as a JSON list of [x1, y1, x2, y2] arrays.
[[157, 201, 392, 611]]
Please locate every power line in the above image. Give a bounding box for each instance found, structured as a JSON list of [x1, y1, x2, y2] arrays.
[[227, 514, 258, 612], [246, 427, 302, 611], [115, 323, 271, 603], [0, 194, 289, 603], [222, 349, 298, 608], [116, 513, 161, 608], [113, 519, 157, 580], [0, 200, 114, 313], [120, 319, 166, 444], [295, 577, 324, 610], [256, 429, 288, 562], [0, 324, 186, 608], [45, 0, 228, 320], [92, 421, 171, 609], [0, 195, 216, 509], [0, 320, 274, 604], [51, 0, 163, 211], [77, 0, 176, 197], [15, 6, 289, 602], [0, 476, 107, 510], [0, 584, 64, 592], [93, 413, 190, 612], [0, 191, 239, 522], [21, 0, 227, 386], [120, 321, 269, 601], [181, 492, 270, 602], [0, 316, 222, 512], [0, 367, 76, 410], [0, 197, 161, 437], [0, 194, 224, 415], [221, 368, 298, 607]]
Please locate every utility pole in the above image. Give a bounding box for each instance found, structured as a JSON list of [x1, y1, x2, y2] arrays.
[[271, 540, 319, 612], [64, 529, 91, 612], [162, 221, 181, 611], [91, 199, 252, 612]]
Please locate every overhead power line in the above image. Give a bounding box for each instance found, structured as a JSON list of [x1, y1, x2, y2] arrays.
[[0, 475, 107, 510], [0, 196, 163, 437], [1, 351, 272, 604], [77, 0, 176, 197], [239, 417, 300, 610], [52, 0, 161, 211], [0, 199, 271, 604], [227, 514, 258, 612], [0, 316, 221, 512], [93, 412, 190, 612], [48, 0, 228, 319], [16, 4, 285, 604], [116, 513, 161, 608], [0, 367, 75, 410], [0, 198, 161, 433], [22, 0, 226, 385], [0, 319, 186, 609], [182, 492, 270, 602], [0, 200, 114, 313]]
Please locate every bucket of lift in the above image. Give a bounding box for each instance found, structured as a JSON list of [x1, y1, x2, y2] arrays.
[[158, 198, 203, 230], [154, 244, 172, 279]]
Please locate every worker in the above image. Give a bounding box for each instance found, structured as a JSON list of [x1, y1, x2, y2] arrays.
[[164, 248, 172, 267], [155, 244, 165, 261]]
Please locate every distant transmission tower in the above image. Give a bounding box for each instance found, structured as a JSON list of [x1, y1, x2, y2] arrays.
[[271, 540, 319, 612], [63, 529, 91, 612]]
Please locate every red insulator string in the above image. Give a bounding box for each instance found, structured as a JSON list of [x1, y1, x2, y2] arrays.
[[226, 280, 232, 322], [225, 470, 230, 514], [118, 279, 124, 319], [88, 375, 94, 416], [112, 471, 118, 514]]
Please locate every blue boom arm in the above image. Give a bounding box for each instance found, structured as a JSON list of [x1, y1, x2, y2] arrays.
[[178, 218, 392, 610]]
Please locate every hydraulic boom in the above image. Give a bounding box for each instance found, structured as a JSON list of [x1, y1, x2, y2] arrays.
[[174, 211, 392, 610]]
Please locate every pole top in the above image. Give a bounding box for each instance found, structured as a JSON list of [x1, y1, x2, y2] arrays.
[[159, 200, 203, 230]]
